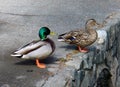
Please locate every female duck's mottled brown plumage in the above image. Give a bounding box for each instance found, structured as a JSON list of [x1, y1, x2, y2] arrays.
[[58, 19, 98, 52]]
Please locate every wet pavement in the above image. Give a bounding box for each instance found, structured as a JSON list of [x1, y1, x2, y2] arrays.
[[0, 0, 120, 87]]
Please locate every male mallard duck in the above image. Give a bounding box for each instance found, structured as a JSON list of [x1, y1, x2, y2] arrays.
[[11, 27, 55, 68], [58, 19, 98, 53]]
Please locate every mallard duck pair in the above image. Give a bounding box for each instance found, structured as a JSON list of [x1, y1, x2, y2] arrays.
[[11, 19, 99, 68]]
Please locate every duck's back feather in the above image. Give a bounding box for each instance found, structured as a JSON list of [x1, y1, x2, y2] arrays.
[[14, 40, 46, 54]]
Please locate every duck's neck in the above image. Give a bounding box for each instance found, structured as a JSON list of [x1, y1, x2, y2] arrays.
[[87, 28, 98, 44], [40, 35, 46, 40], [85, 27, 96, 35], [46, 38, 55, 53], [85, 19, 94, 34], [85, 24, 95, 34], [84, 20, 98, 41], [85, 26, 90, 34]]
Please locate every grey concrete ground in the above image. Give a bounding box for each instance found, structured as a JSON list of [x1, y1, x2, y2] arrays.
[[0, 0, 120, 87]]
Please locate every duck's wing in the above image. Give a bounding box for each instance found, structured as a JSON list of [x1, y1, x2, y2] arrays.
[[11, 40, 46, 55], [58, 30, 87, 42], [58, 30, 79, 41]]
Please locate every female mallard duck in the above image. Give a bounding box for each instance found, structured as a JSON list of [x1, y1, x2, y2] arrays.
[[11, 27, 55, 68], [58, 19, 98, 53]]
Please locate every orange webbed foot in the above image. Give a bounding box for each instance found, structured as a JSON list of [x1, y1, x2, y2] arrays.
[[78, 46, 88, 53], [36, 59, 46, 68]]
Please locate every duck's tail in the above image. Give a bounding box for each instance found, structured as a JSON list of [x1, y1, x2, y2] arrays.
[[11, 53, 23, 58], [58, 33, 66, 42]]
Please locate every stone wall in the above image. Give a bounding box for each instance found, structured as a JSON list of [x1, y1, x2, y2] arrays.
[[40, 13, 120, 87]]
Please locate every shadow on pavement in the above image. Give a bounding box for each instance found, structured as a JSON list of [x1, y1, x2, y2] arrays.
[[15, 56, 57, 66], [59, 44, 77, 50]]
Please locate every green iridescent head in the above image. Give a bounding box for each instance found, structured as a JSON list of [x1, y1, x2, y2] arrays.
[[39, 27, 50, 40]]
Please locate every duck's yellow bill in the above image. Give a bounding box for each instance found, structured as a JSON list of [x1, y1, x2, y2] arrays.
[[50, 31, 57, 36]]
